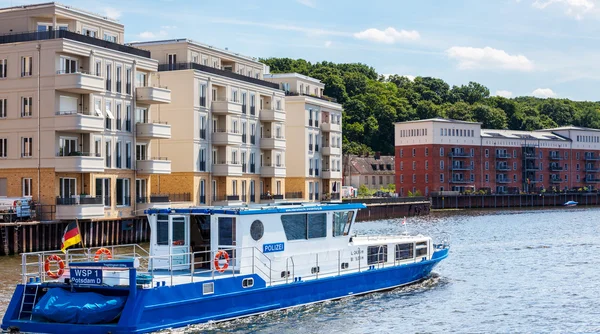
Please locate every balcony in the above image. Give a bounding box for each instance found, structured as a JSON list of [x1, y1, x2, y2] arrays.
[[55, 71, 104, 93], [549, 165, 564, 171], [260, 109, 286, 122], [136, 157, 171, 174], [451, 165, 472, 171], [585, 154, 600, 161], [136, 122, 171, 139], [213, 162, 243, 176], [55, 152, 104, 173], [285, 192, 303, 200], [285, 91, 338, 103], [449, 152, 471, 158], [586, 167, 600, 172], [523, 153, 539, 160], [54, 111, 104, 133], [261, 164, 286, 177], [586, 178, 600, 183], [260, 135, 286, 150], [212, 129, 242, 146], [548, 155, 563, 160], [321, 122, 341, 132], [136, 86, 171, 104], [322, 169, 342, 179], [495, 165, 511, 171], [550, 178, 563, 184], [450, 178, 470, 184], [136, 193, 192, 212], [322, 146, 341, 156], [212, 100, 243, 115], [55, 196, 104, 220], [260, 194, 284, 203], [497, 178, 511, 184], [212, 194, 243, 206], [495, 153, 511, 159], [524, 166, 540, 171], [158, 62, 279, 89]]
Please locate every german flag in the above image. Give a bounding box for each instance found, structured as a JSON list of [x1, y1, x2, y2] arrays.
[[61, 221, 82, 253]]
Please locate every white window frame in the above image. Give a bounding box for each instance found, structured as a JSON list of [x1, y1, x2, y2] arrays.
[[22, 178, 32, 197], [21, 56, 32, 77], [0, 58, 7, 79], [22, 137, 33, 158], [0, 138, 7, 158]]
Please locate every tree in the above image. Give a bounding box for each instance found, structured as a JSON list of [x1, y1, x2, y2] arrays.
[[416, 100, 443, 119], [444, 102, 473, 121], [471, 104, 507, 129], [539, 99, 575, 126], [450, 81, 490, 104]]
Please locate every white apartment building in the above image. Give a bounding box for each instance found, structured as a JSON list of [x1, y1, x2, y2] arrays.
[[129, 39, 287, 205], [264, 73, 343, 201], [0, 2, 175, 220]]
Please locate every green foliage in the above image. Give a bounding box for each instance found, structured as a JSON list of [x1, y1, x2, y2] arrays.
[[407, 190, 423, 197], [357, 184, 373, 197], [260, 57, 600, 154]]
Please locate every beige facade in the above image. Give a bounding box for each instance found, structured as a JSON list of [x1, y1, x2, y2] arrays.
[[0, 3, 179, 220], [130, 39, 287, 205], [264, 73, 343, 202]]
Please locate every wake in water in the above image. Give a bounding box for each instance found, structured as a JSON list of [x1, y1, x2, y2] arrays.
[[156, 273, 449, 334]]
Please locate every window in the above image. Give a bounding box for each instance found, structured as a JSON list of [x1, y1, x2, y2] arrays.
[[412, 161, 416, 170], [0, 98, 6, 118], [60, 56, 77, 74], [470, 148, 474, 157], [416, 241, 428, 257], [367, 245, 388, 265], [58, 137, 76, 156], [425, 148, 429, 156], [116, 103, 122, 130], [199, 83, 207, 107], [21, 56, 32, 77], [0, 138, 6, 158], [485, 149, 489, 157], [22, 137, 32, 157], [485, 174, 489, 182], [513, 162, 517, 170], [22, 178, 32, 197], [83, 27, 97, 37], [425, 174, 429, 183], [395, 243, 414, 261], [470, 174, 475, 182], [425, 161, 429, 170], [115, 65, 122, 93], [400, 161, 403, 170], [116, 178, 130, 206], [577, 163, 580, 171], [440, 174, 444, 182], [125, 142, 131, 169], [126, 67, 132, 94], [400, 175, 404, 183], [412, 148, 416, 157], [412, 174, 416, 183], [105, 100, 113, 129], [116, 141, 122, 168], [400, 149, 403, 157], [125, 104, 132, 131], [485, 161, 489, 170], [21, 97, 32, 117], [59, 178, 76, 199], [105, 63, 112, 91], [0, 59, 6, 78], [281, 213, 327, 240], [440, 147, 444, 157], [105, 140, 112, 167], [136, 72, 146, 87], [103, 33, 117, 43], [440, 161, 444, 170]]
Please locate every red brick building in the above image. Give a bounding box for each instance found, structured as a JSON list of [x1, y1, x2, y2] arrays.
[[395, 118, 600, 196]]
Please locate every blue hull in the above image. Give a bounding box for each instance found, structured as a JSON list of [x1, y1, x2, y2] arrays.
[[2, 249, 448, 333]]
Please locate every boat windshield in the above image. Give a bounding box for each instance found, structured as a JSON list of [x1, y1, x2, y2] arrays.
[[333, 211, 354, 237]]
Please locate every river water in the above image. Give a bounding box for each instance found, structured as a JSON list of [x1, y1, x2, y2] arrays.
[[1, 207, 599, 333]]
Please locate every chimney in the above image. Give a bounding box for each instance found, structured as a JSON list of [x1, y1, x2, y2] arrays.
[[374, 152, 381, 160]]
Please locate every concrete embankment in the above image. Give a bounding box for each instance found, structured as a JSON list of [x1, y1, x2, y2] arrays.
[[430, 193, 600, 209], [344, 197, 430, 221]]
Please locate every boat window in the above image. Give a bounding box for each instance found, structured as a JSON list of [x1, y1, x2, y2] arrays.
[[281, 213, 327, 240], [281, 214, 307, 240], [308, 213, 326, 239], [157, 220, 168, 246], [172, 217, 186, 246], [333, 211, 354, 237], [416, 241, 428, 257], [395, 243, 414, 261], [367, 245, 388, 265], [250, 220, 264, 241], [203, 282, 214, 295], [218, 217, 236, 246], [341, 262, 349, 269]]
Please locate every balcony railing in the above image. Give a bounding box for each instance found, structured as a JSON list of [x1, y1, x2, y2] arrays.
[[56, 195, 103, 205], [242, 104, 247, 114], [136, 193, 191, 203], [126, 83, 132, 95], [214, 195, 241, 201], [550, 178, 563, 183], [55, 151, 100, 157], [585, 155, 600, 161], [242, 134, 247, 143], [309, 144, 313, 152], [284, 91, 337, 103], [548, 155, 563, 160], [450, 165, 471, 171], [260, 194, 284, 200], [250, 106, 256, 115], [496, 165, 511, 171], [549, 165, 564, 171], [0, 30, 151, 57], [157, 62, 279, 89], [331, 193, 341, 200], [449, 151, 471, 158], [250, 194, 256, 202], [242, 163, 247, 173], [105, 79, 112, 91], [495, 153, 511, 159], [116, 80, 122, 93], [285, 191, 303, 199]]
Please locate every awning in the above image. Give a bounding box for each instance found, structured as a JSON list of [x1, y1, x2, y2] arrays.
[[105, 107, 114, 119], [94, 107, 103, 117]]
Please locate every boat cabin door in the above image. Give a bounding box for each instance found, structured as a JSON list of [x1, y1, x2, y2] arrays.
[[151, 214, 189, 271]]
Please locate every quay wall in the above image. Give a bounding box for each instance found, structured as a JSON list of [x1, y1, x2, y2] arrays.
[[344, 197, 431, 222], [0, 218, 149, 256], [431, 193, 600, 209]]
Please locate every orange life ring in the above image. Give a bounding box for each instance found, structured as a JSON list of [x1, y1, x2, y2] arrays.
[[44, 254, 65, 279], [94, 248, 113, 262], [213, 250, 230, 273]]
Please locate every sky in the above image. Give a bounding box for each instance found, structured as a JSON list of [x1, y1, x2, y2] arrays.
[[3, 0, 600, 101]]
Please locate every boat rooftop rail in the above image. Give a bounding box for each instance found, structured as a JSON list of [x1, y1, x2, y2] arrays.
[[145, 202, 367, 215]]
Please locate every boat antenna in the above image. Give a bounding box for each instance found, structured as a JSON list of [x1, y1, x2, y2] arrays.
[[402, 216, 408, 235]]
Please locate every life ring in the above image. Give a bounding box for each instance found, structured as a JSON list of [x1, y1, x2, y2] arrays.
[[213, 250, 230, 273], [44, 254, 65, 279], [94, 248, 113, 262]]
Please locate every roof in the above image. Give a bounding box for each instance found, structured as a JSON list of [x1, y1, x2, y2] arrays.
[[263, 73, 323, 85], [537, 126, 600, 133], [145, 202, 366, 215], [0, 2, 120, 23], [481, 129, 568, 141], [129, 39, 260, 63], [395, 117, 481, 125], [348, 155, 395, 175]]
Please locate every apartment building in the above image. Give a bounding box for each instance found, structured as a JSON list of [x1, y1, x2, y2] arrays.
[[0, 3, 174, 220], [395, 118, 600, 196], [343, 154, 395, 191], [129, 39, 287, 205], [263, 73, 343, 201]]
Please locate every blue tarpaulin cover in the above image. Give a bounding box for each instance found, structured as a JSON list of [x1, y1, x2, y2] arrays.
[[32, 288, 126, 324]]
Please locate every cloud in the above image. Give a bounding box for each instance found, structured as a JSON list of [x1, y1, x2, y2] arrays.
[[531, 88, 557, 98], [446, 46, 534, 71], [138, 30, 168, 39], [403, 75, 416, 81], [353, 27, 420, 44], [297, 0, 316, 8], [495, 90, 514, 98], [530, 0, 595, 19], [324, 41, 332, 47], [103, 7, 122, 20]]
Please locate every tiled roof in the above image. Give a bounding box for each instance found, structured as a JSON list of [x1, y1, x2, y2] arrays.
[[348, 155, 395, 175]]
